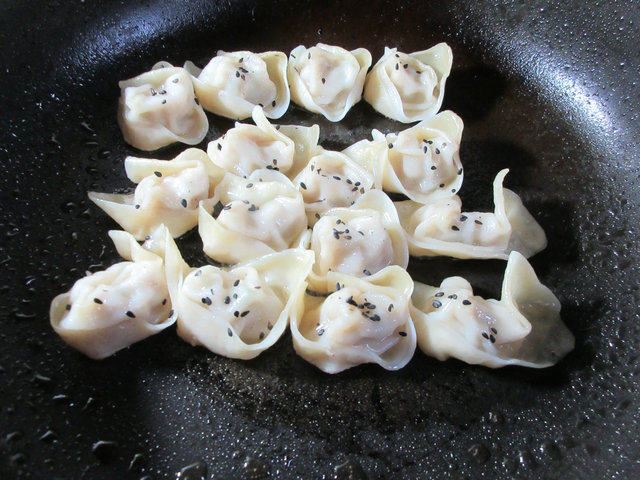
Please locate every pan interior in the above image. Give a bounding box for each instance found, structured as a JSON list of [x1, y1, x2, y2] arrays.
[[0, 1, 638, 479]]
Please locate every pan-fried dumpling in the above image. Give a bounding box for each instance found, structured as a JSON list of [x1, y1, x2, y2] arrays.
[[372, 110, 464, 203], [306, 190, 408, 293], [164, 233, 314, 359], [50, 230, 176, 360], [293, 148, 376, 225], [118, 65, 208, 151], [291, 267, 416, 373], [288, 44, 372, 121], [89, 149, 225, 241], [364, 44, 453, 123], [341, 137, 386, 189], [411, 251, 574, 368], [183, 50, 290, 119], [395, 169, 547, 259], [207, 106, 319, 179], [198, 169, 309, 264]]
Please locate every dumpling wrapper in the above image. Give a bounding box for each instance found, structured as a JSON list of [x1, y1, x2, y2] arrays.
[[164, 232, 314, 360], [364, 44, 453, 123], [372, 110, 464, 203], [291, 266, 416, 374], [118, 64, 208, 151], [206, 106, 319, 179], [395, 169, 547, 259], [305, 190, 409, 293], [183, 50, 290, 119], [293, 148, 376, 226], [411, 251, 575, 368], [198, 169, 310, 264], [50, 230, 176, 360], [288, 43, 372, 122], [89, 148, 225, 240]]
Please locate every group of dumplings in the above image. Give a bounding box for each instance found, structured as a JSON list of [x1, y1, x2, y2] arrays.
[[50, 43, 575, 374], [118, 43, 453, 150]]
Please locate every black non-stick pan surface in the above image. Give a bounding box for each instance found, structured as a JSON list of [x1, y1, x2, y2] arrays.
[[1, 0, 639, 478]]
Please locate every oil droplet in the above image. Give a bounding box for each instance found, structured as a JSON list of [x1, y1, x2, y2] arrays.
[[39, 430, 57, 442], [468, 443, 490, 463], [334, 458, 368, 480], [177, 461, 206, 480], [241, 456, 268, 479]]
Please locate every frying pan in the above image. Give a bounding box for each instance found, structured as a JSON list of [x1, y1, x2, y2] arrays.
[[1, 0, 638, 478]]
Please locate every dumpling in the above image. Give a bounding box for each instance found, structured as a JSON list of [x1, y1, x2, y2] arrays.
[[118, 64, 208, 151], [293, 148, 376, 225], [291, 266, 416, 373], [207, 106, 319, 179], [164, 233, 314, 359], [183, 50, 290, 119], [288, 44, 372, 121], [89, 148, 225, 240], [411, 251, 574, 368], [198, 169, 309, 264], [341, 136, 386, 190], [364, 44, 453, 123], [305, 190, 409, 293], [50, 230, 176, 359], [373, 110, 464, 203], [395, 169, 547, 259]]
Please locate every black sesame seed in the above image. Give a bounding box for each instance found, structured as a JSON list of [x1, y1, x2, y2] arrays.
[[333, 175, 341, 180], [154, 171, 162, 177], [363, 269, 372, 276], [126, 310, 135, 318], [271, 100, 276, 107], [162, 298, 167, 305], [227, 328, 233, 337], [259, 332, 265, 340], [240, 310, 250, 317], [403, 63, 408, 69], [135, 204, 140, 209], [432, 299, 442, 308], [194, 270, 202, 276], [462, 300, 472, 305], [168, 309, 174, 317], [388, 304, 394, 312], [482, 332, 490, 340], [181, 198, 187, 208], [491, 327, 498, 334], [217, 143, 222, 151], [451, 189, 456, 193], [232, 293, 238, 299], [161, 99, 167, 104], [389, 143, 394, 149], [369, 314, 381, 321], [300, 182, 307, 190], [439, 183, 445, 188], [398, 331, 407, 337], [241, 74, 246, 80], [448, 294, 458, 299], [224, 296, 230, 304], [235, 71, 240, 78], [358, 231, 364, 236], [248, 204, 258, 212], [457, 167, 463, 175], [321, 78, 326, 84], [395, 63, 399, 70], [239, 57, 243, 62], [315, 213, 321, 219], [489, 335, 496, 343], [317, 328, 325, 336], [233, 311, 239, 317], [93, 298, 102, 304], [65, 304, 71, 311], [430, 165, 437, 170], [233, 279, 240, 287], [346, 296, 358, 307], [451, 225, 460, 231], [435, 292, 444, 297], [460, 215, 468, 221], [335, 282, 341, 291], [194, 97, 200, 105], [201, 297, 211, 305], [475, 220, 483, 225], [239, 67, 249, 73], [246, 183, 253, 188], [267, 322, 273, 330], [355, 181, 361, 186], [223, 204, 231, 210]]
